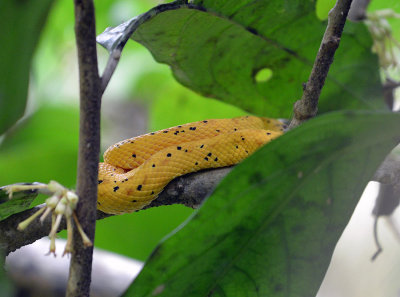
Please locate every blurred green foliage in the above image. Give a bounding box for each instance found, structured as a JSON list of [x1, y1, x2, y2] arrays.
[[0, 0, 54, 134], [0, 251, 14, 296], [369, 0, 400, 47]]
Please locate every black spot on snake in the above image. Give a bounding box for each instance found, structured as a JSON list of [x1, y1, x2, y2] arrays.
[[167, 153, 172, 157], [113, 186, 119, 192], [177, 146, 182, 150], [137, 185, 142, 191], [132, 154, 136, 158], [98, 180, 103, 184]]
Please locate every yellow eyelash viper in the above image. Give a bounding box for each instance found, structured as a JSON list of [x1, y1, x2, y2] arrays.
[[97, 116, 284, 214]]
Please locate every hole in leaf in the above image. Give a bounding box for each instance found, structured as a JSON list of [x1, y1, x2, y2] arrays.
[[315, 0, 336, 21], [254, 68, 273, 83]]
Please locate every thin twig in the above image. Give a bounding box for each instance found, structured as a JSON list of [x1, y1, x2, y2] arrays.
[[68, 0, 102, 296], [288, 0, 354, 129], [101, 48, 122, 94], [370, 153, 400, 259]]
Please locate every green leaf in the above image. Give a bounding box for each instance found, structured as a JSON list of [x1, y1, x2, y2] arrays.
[[98, 1, 384, 118], [0, 184, 38, 221], [124, 110, 400, 297], [0, 0, 55, 134]]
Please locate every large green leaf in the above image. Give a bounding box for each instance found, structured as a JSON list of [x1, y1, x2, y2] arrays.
[[0, 0, 54, 134], [98, 1, 384, 118], [124, 110, 400, 297]]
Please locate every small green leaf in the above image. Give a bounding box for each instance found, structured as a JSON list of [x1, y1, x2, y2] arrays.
[[0, 184, 38, 221], [124, 110, 400, 297]]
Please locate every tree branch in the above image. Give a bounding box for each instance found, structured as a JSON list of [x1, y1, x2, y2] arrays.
[[0, 168, 231, 255], [69, 0, 102, 296], [2, 151, 399, 257], [288, 0, 354, 129]]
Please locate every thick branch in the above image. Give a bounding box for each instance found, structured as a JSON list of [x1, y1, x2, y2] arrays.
[[2, 149, 400, 256], [289, 0, 353, 129], [0, 167, 231, 255], [69, 0, 102, 296]]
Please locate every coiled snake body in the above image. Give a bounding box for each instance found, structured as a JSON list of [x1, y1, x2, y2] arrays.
[[97, 116, 284, 214]]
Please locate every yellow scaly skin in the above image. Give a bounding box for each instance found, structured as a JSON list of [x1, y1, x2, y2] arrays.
[[97, 116, 284, 214]]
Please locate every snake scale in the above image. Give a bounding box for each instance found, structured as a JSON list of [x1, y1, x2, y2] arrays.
[[97, 116, 284, 214]]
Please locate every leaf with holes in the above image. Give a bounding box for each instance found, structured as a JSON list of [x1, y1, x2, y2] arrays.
[[123, 110, 400, 297], [97, 1, 384, 118]]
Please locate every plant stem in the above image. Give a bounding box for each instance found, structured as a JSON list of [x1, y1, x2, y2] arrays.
[[67, 0, 101, 296], [289, 0, 354, 129]]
